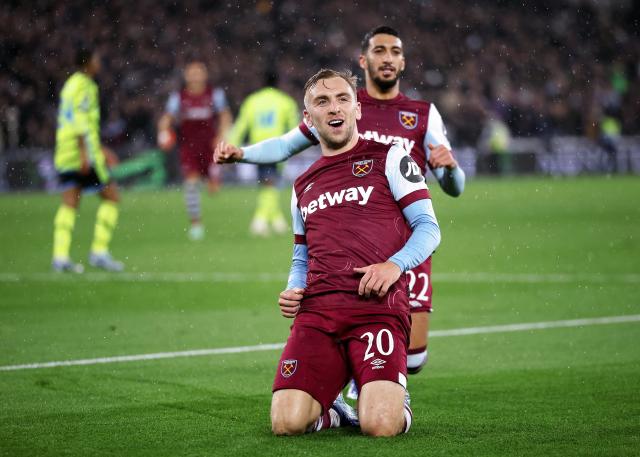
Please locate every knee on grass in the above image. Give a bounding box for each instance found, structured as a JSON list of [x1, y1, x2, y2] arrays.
[[270, 390, 320, 436], [271, 410, 312, 436], [359, 414, 404, 437]]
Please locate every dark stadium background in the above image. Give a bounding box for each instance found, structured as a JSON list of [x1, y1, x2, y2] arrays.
[[0, 0, 638, 189]]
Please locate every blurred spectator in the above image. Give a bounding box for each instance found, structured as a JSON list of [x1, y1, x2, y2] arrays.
[[0, 0, 638, 152], [479, 111, 512, 175]]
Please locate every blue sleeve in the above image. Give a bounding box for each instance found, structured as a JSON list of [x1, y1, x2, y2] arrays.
[[166, 92, 180, 116], [241, 127, 313, 164], [287, 189, 308, 289], [388, 200, 441, 272], [431, 165, 466, 197], [422, 103, 465, 197], [212, 88, 228, 112], [287, 243, 308, 290]]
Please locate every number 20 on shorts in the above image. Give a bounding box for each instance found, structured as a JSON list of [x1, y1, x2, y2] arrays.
[[360, 329, 395, 361]]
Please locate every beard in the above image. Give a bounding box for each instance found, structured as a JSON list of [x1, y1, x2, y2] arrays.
[[367, 60, 401, 92], [321, 121, 356, 151]]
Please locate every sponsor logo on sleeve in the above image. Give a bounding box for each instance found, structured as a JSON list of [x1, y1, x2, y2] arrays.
[[399, 156, 424, 183], [352, 159, 373, 177], [281, 359, 297, 378], [399, 111, 418, 130]]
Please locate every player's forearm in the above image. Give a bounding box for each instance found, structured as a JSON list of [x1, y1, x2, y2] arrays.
[[432, 165, 465, 197], [388, 200, 441, 272], [286, 243, 308, 289], [241, 128, 313, 164]]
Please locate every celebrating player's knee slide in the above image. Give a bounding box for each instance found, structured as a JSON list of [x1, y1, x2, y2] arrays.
[[270, 68, 440, 436]]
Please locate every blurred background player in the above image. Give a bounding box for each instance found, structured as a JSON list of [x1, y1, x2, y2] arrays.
[[227, 70, 299, 236], [215, 26, 464, 379], [52, 47, 124, 273], [158, 60, 232, 240]]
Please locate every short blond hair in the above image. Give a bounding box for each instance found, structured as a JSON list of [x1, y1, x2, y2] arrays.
[[303, 69, 358, 99]]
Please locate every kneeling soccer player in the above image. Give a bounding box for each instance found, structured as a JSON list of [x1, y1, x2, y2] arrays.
[[270, 69, 440, 436]]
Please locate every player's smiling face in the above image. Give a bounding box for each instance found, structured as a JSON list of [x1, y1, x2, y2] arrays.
[[360, 33, 405, 91], [303, 77, 362, 151]]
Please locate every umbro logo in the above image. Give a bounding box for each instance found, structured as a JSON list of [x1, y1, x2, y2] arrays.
[[370, 358, 386, 370], [303, 183, 314, 194]]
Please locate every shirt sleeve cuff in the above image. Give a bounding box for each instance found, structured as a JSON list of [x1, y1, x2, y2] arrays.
[[397, 189, 431, 210]]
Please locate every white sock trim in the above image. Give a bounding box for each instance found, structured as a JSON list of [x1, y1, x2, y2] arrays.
[[403, 405, 413, 433], [407, 349, 428, 370], [184, 181, 201, 221], [308, 416, 323, 433], [329, 408, 340, 428]]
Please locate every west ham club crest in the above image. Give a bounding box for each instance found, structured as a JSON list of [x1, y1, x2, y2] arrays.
[[281, 359, 297, 378], [399, 111, 418, 130], [352, 159, 373, 177]]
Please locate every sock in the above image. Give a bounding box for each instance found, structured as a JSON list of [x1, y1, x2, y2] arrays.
[[407, 346, 428, 374], [90, 201, 119, 254], [307, 408, 340, 432], [263, 187, 284, 224], [53, 205, 76, 260], [403, 403, 413, 433], [185, 181, 201, 223], [253, 187, 271, 224]]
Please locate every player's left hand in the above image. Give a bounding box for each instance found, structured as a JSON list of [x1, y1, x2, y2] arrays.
[[427, 143, 458, 169], [354, 261, 402, 298]]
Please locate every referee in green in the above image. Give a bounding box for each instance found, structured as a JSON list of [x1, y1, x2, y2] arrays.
[[227, 70, 300, 236], [52, 47, 124, 272]]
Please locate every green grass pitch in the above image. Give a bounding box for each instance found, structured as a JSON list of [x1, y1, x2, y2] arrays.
[[0, 176, 639, 456]]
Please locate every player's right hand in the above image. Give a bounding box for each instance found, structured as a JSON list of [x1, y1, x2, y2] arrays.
[[354, 261, 402, 298], [278, 288, 304, 318], [214, 141, 244, 164]]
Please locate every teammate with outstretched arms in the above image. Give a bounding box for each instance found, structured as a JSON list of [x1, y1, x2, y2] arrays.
[[216, 26, 464, 377], [270, 69, 440, 436], [158, 60, 232, 240]]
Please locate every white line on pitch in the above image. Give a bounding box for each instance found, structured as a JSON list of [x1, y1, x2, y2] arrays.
[[0, 272, 638, 283], [1, 314, 639, 372]]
